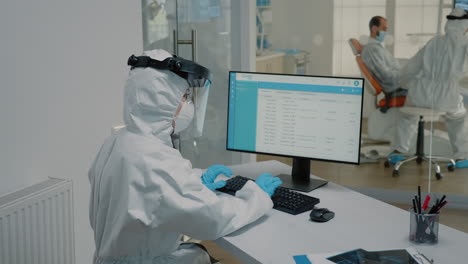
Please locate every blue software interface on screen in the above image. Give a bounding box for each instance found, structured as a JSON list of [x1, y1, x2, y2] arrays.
[[227, 72, 363, 163]]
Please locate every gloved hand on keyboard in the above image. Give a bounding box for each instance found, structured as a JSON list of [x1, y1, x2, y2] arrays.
[[255, 173, 283, 196], [201, 165, 233, 191]]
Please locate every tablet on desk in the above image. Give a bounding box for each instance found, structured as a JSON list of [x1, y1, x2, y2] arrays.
[[327, 248, 423, 264]]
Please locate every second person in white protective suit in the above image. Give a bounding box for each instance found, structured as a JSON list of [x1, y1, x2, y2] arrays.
[[391, 8, 468, 168], [88, 49, 282, 264]]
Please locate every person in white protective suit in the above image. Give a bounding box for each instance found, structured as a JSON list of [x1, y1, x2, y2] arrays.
[[88, 49, 282, 264], [391, 8, 468, 168]]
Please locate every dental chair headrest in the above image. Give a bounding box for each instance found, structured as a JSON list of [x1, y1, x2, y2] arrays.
[[349, 38, 362, 56]]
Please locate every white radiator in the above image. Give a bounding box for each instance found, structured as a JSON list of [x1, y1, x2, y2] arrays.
[[0, 178, 75, 264]]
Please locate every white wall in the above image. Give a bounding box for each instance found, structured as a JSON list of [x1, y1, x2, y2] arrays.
[[394, 0, 452, 58], [0, 1, 142, 263], [270, 0, 334, 76]]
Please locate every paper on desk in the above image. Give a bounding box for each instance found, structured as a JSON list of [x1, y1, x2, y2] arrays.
[[406, 248, 433, 264], [293, 248, 432, 264]]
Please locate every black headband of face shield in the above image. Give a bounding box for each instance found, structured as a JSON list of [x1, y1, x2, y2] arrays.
[[127, 54, 212, 84], [447, 12, 468, 20]]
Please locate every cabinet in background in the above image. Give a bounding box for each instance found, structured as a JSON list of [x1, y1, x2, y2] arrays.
[[255, 52, 285, 73]]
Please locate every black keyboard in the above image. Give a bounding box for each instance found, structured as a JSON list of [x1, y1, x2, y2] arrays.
[[218, 175, 320, 215]]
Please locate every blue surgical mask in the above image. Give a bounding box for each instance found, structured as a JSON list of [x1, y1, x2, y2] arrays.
[[376, 31, 387, 43]]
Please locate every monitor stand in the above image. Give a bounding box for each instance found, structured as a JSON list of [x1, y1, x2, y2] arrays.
[[276, 158, 328, 192]]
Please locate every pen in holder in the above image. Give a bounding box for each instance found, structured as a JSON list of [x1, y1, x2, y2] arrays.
[[409, 209, 439, 245]]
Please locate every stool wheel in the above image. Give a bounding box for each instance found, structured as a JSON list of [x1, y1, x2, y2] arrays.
[[435, 172, 443, 180], [392, 170, 399, 177], [384, 160, 390, 168], [448, 165, 455, 172]]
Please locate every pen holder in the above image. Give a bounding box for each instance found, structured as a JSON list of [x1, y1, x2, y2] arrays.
[[409, 210, 439, 245]]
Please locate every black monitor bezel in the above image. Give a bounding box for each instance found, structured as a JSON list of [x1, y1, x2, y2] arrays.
[[226, 71, 365, 166]]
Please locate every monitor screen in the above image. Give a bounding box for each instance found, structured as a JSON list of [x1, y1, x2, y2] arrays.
[[227, 72, 364, 165], [227, 72, 364, 192], [455, 0, 468, 11]]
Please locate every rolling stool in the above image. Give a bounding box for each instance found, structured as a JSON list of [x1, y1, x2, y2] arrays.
[[384, 107, 456, 179]]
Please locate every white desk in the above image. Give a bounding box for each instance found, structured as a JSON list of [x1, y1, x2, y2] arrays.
[[214, 161, 468, 264]]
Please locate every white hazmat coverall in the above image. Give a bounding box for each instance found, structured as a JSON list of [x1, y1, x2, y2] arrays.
[[392, 19, 468, 160], [88, 49, 273, 264]]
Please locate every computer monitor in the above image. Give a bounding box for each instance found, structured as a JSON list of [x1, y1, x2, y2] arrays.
[[227, 71, 364, 192], [455, 0, 468, 11]]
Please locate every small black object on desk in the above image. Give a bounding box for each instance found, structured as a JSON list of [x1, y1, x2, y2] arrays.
[[310, 208, 335, 222]]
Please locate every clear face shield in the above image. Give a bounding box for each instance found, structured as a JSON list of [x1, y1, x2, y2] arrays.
[[127, 53, 212, 137], [185, 78, 211, 137]]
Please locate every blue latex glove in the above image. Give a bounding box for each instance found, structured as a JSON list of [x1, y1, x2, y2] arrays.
[[255, 173, 283, 197], [201, 165, 233, 191]]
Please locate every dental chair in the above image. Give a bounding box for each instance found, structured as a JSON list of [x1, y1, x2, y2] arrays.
[[348, 39, 406, 114], [348, 38, 455, 179], [348, 38, 406, 144]]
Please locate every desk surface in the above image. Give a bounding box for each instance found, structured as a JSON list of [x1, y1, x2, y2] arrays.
[[214, 160, 468, 264]]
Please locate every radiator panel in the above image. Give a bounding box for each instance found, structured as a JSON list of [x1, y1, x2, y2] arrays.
[[0, 179, 75, 264]]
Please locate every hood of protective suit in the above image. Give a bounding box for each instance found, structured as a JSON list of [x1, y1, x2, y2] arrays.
[[444, 19, 468, 42], [123, 49, 189, 146]]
